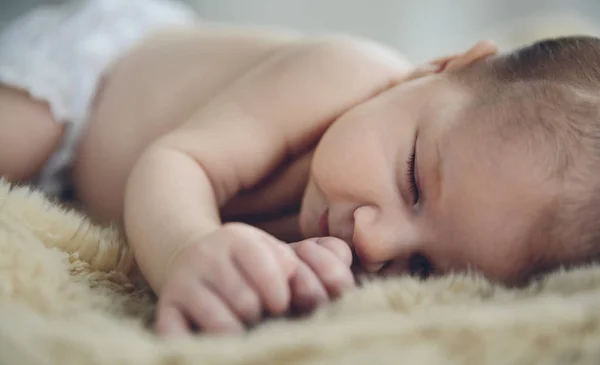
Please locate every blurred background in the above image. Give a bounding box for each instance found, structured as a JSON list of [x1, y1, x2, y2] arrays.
[[2, 0, 600, 63]]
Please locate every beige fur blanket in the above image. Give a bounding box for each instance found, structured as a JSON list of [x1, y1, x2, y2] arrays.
[[1, 180, 600, 365]]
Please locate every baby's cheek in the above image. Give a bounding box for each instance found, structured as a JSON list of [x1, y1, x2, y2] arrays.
[[312, 120, 370, 185], [473, 246, 531, 285]]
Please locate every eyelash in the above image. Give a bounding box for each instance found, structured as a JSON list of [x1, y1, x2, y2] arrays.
[[406, 149, 419, 205]]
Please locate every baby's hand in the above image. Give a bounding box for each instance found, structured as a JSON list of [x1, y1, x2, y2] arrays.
[[288, 237, 356, 314], [154, 223, 297, 336]]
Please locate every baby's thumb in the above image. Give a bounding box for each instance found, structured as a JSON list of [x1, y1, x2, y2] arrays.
[[314, 237, 353, 267]]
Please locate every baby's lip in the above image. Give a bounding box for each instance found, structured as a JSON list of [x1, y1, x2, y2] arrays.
[[318, 208, 329, 236]]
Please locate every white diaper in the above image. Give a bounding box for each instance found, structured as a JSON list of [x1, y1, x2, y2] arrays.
[[0, 0, 198, 199]]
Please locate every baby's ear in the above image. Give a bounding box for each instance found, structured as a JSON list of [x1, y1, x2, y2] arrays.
[[403, 40, 498, 82], [436, 40, 499, 72]]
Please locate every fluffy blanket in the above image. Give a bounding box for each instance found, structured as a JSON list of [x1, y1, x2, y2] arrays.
[[1, 180, 600, 365]]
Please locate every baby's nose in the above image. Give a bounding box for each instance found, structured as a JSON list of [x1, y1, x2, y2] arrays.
[[352, 205, 421, 273]]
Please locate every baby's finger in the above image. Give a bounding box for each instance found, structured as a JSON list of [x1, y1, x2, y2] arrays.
[[182, 284, 244, 334], [155, 304, 190, 337], [205, 262, 262, 324], [268, 240, 299, 278], [295, 240, 355, 298], [233, 239, 291, 315], [290, 260, 328, 314], [315, 237, 353, 267]]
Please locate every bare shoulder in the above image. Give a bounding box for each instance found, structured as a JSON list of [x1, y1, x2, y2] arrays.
[[263, 34, 414, 150], [302, 34, 413, 78], [185, 34, 413, 143], [159, 35, 413, 203]]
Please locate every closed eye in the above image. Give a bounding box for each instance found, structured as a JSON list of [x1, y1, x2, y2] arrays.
[[406, 146, 419, 205]]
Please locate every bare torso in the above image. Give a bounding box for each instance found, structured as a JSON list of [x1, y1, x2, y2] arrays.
[[74, 27, 313, 239]]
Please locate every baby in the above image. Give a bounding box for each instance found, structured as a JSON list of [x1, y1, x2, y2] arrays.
[[2, 0, 600, 337]]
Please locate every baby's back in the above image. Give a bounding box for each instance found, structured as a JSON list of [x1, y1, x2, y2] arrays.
[[72, 27, 304, 223]]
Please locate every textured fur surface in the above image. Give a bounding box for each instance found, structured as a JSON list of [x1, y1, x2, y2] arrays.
[[1, 179, 600, 365]]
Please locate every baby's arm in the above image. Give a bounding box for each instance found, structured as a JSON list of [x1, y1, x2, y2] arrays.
[[124, 37, 411, 334]]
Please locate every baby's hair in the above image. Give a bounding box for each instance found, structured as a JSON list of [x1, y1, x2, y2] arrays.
[[458, 36, 600, 281], [493, 36, 600, 85]]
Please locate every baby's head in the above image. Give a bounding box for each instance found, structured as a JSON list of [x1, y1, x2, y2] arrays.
[[301, 36, 600, 285]]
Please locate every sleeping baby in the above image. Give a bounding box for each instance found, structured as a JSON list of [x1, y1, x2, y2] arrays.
[[2, 0, 600, 337]]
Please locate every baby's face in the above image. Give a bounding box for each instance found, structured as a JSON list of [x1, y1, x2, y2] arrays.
[[300, 73, 559, 284]]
